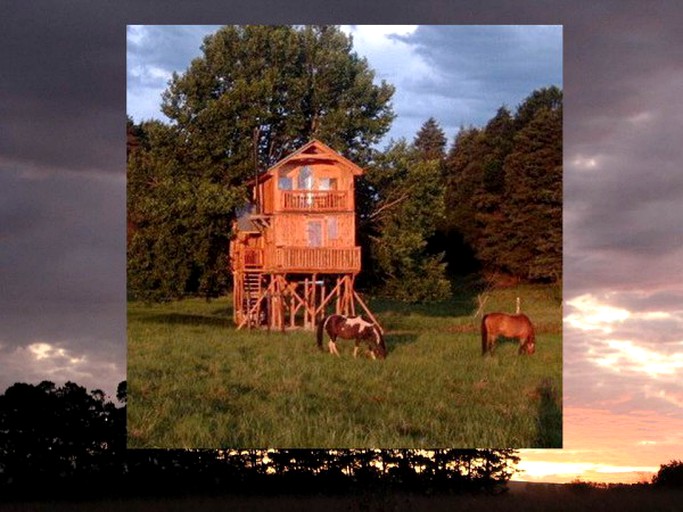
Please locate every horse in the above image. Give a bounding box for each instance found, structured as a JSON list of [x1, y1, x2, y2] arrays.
[[481, 312, 536, 355], [316, 314, 386, 359]]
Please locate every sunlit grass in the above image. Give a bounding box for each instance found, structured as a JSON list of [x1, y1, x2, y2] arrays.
[[127, 284, 561, 448]]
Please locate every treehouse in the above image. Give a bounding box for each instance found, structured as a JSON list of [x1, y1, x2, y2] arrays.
[[230, 139, 378, 330]]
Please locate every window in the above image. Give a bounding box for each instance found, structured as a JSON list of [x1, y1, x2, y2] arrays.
[[318, 177, 338, 191], [327, 217, 338, 240], [278, 177, 292, 190], [298, 166, 313, 190], [307, 220, 322, 247]]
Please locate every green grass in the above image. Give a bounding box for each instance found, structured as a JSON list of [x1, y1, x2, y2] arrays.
[[127, 284, 561, 448]]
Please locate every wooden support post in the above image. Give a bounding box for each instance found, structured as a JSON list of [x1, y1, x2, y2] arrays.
[[320, 279, 326, 323], [304, 278, 310, 330], [314, 277, 344, 319], [335, 277, 341, 315], [353, 290, 384, 334], [287, 276, 298, 328], [311, 274, 316, 328], [349, 276, 356, 316]]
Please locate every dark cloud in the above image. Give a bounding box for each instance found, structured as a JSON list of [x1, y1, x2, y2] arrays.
[[0, 169, 125, 304], [2, 2, 124, 174], [392, 25, 562, 127], [3, 0, 683, 461]]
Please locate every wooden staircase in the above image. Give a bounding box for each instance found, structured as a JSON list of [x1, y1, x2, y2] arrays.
[[241, 271, 264, 326]]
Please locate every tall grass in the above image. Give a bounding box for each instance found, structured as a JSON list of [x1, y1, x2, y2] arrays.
[[127, 284, 561, 448]]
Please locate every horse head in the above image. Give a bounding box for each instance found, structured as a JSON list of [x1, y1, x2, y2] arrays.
[[370, 325, 387, 359]]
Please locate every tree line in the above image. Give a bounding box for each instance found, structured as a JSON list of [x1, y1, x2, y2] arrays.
[[127, 25, 562, 303], [0, 380, 519, 500]]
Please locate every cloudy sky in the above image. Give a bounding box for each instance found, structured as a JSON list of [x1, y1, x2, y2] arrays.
[[3, 0, 683, 485], [127, 24, 562, 145]]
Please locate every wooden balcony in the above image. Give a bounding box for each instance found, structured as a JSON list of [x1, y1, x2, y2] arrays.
[[280, 191, 349, 211], [274, 246, 361, 273], [235, 246, 361, 273]]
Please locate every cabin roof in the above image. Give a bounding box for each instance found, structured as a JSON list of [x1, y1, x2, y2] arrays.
[[254, 140, 364, 184]]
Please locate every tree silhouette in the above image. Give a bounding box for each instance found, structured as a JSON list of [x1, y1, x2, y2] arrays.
[[0, 381, 126, 499], [0, 380, 522, 500], [652, 460, 683, 487]]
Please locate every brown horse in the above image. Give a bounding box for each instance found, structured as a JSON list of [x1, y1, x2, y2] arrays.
[[316, 314, 386, 359], [481, 312, 536, 355]]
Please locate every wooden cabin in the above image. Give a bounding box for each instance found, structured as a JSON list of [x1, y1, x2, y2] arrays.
[[230, 139, 378, 330]]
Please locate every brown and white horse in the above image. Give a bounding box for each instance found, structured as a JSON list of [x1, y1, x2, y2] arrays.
[[316, 314, 386, 359], [481, 312, 536, 355]]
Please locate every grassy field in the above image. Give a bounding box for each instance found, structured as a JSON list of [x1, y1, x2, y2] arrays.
[[127, 283, 561, 448]]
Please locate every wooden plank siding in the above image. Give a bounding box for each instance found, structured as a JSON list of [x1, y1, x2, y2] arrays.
[[273, 213, 355, 248]]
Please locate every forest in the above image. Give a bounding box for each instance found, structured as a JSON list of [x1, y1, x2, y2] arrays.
[[126, 25, 562, 303]]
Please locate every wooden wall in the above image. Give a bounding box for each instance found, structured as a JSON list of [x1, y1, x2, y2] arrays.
[[272, 212, 355, 248]]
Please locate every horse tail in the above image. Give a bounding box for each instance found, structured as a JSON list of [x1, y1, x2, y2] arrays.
[[481, 314, 489, 355], [316, 315, 330, 351]]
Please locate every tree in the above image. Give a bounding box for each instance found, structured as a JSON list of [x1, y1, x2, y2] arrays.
[[514, 85, 562, 129], [652, 460, 683, 487], [442, 87, 562, 283], [443, 126, 487, 267], [128, 25, 395, 300], [499, 103, 562, 281], [127, 120, 241, 300], [0, 381, 126, 498], [414, 117, 447, 162], [360, 139, 450, 301]]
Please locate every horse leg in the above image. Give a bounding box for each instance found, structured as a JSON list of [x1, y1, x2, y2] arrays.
[[328, 338, 340, 356], [353, 340, 359, 358]]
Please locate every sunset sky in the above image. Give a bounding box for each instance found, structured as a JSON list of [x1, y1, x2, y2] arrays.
[[3, 1, 683, 485]]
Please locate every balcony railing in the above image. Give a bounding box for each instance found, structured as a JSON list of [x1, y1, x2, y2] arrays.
[[236, 246, 360, 273], [275, 247, 361, 273], [280, 191, 348, 211]]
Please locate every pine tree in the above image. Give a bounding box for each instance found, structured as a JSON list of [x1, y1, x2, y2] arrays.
[[500, 104, 562, 281], [442, 87, 562, 283], [413, 117, 447, 162]]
